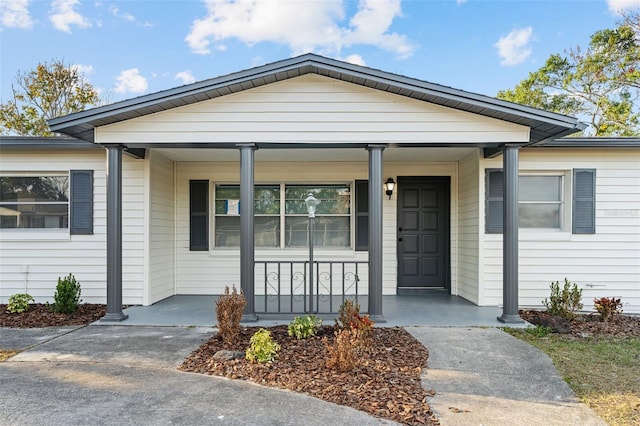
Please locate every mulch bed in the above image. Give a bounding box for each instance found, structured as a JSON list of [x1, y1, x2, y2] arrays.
[[179, 325, 439, 425], [0, 303, 106, 328], [520, 310, 640, 338]]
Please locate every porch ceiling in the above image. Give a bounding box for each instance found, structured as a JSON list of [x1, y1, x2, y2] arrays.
[[154, 146, 477, 162]]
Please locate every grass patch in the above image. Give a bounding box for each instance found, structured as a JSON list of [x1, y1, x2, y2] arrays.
[[504, 329, 640, 426], [0, 350, 18, 362]]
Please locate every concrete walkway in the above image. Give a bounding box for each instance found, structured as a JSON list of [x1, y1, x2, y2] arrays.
[[408, 327, 605, 426], [0, 325, 605, 426]]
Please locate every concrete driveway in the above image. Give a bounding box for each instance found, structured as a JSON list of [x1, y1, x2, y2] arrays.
[[0, 326, 394, 425], [1, 325, 606, 425]]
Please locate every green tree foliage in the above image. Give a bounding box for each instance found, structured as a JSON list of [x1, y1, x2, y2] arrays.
[[497, 15, 640, 136], [0, 59, 99, 136]]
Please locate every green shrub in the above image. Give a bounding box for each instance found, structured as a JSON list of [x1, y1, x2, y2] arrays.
[[542, 278, 583, 320], [593, 297, 623, 321], [215, 286, 246, 344], [246, 328, 281, 363], [288, 315, 322, 339], [7, 293, 34, 314], [52, 274, 82, 314]]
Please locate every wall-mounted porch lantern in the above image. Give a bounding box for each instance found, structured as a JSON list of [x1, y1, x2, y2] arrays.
[[385, 177, 396, 199], [305, 193, 319, 313]]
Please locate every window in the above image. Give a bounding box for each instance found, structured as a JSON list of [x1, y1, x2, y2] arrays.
[[518, 175, 563, 228], [210, 183, 351, 249], [0, 175, 69, 229], [284, 185, 350, 248], [214, 184, 280, 248], [485, 169, 596, 234]]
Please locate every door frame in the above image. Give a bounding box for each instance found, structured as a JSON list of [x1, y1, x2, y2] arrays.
[[396, 176, 451, 294]]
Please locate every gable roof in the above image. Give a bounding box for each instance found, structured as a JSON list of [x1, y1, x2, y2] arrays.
[[48, 53, 586, 144]]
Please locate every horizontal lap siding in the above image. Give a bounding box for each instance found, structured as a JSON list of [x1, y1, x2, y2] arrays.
[[0, 150, 146, 305], [480, 149, 640, 314], [96, 75, 529, 145], [457, 150, 480, 303], [147, 150, 175, 304]]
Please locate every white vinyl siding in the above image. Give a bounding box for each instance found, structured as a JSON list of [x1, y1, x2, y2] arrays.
[[96, 75, 529, 146], [0, 149, 146, 305], [480, 149, 640, 314], [457, 150, 480, 304], [147, 150, 175, 304]]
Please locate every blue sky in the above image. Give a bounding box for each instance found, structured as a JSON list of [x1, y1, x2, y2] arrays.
[[1, 0, 638, 105]]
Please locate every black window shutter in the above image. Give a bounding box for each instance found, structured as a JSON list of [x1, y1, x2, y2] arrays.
[[573, 169, 596, 234], [70, 170, 93, 235], [355, 180, 369, 251], [485, 169, 504, 234], [190, 180, 209, 251]]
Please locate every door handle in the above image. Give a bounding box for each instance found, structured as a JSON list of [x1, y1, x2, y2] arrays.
[[398, 227, 403, 232]]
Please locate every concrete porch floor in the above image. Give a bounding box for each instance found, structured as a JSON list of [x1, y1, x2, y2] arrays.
[[107, 294, 515, 327]]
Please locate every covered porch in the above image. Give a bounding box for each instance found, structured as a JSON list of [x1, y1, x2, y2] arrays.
[[46, 54, 585, 324]]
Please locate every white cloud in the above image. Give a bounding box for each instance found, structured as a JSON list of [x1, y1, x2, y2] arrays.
[[109, 6, 134, 22], [0, 0, 34, 29], [185, 0, 414, 59], [49, 0, 91, 33], [494, 26, 533, 66], [607, 0, 640, 15], [456, 0, 468, 4], [114, 68, 148, 94], [175, 71, 196, 84], [343, 54, 366, 66]]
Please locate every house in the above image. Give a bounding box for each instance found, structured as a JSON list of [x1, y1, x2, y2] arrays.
[[1, 54, 638, 320]]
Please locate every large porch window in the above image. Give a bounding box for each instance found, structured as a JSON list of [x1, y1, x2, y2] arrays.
[[213, 183, 351, 248]]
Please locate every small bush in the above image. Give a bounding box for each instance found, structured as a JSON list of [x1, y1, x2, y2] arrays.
[[7, 293, 34, 314], [215, 286, 246, 344], [352, 312, 375, 344], [246, 328, 281, 363], [288, 315, 322, 339], [52, 274, 82, 314], [335, 299, 374, 346], [323, 328, 361, 372], [542, 278, 583, 320], [594, 297, 623, 322], [336, 299, 360, 330]]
